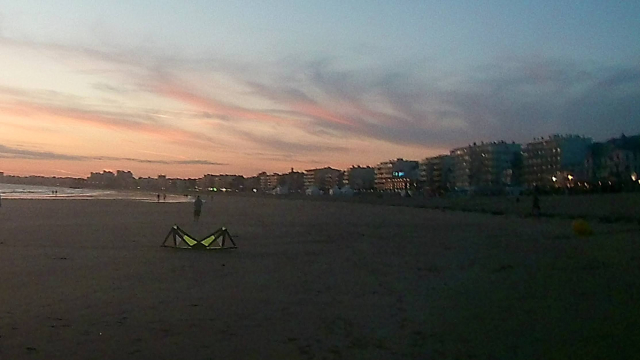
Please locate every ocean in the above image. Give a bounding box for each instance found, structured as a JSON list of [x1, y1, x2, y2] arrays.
[[0, 183, 190, 202]]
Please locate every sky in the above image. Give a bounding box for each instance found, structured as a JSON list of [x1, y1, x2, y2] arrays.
[[1, 1, 639, 178]]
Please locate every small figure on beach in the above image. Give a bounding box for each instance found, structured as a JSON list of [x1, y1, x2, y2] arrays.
[[157, 193, 161, 202], [194, 195, 203, 222], [163, 193, 167, 202], [532, 194, 541, 217]]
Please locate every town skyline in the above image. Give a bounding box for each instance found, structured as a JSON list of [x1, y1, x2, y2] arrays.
[[2, 131, 637, 181], [2, 2, 639, 178]]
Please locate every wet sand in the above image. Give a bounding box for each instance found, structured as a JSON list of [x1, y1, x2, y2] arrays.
[[0, 197, 639, 359]]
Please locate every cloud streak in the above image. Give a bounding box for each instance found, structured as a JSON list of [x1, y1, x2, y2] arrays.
[[1, 33, 639, 176], [0, 94, 217, 147], [0, 144, 225, 165]]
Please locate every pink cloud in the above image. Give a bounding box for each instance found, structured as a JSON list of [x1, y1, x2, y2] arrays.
[[2, 101, 216, 146], [290, 101, 356, 126], [153, 82, 290, 125]]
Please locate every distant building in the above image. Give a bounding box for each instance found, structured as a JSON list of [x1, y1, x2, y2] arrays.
[[165, 178, 190, 193], [375, 159, 419, 192], [88, 171, 116, 187], [115, 170, 136, 189], [586, 134, 640, 184], [137, 177, 159, 191], [279, 169, 305, 193], [450, 141, 521, 191], [157, 174, 167, 190], [256, 172, 270, 192], [244, 175, 261, 192], [523, 135, 592, 188], [344, 166, 375, 191], [304, 167, 343, 191], [265, 173, 280, 191], [419, 155, 453, 194], [200, 174, 245, 191]]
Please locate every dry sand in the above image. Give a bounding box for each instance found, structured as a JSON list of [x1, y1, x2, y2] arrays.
[[0, 196, 639, 359]]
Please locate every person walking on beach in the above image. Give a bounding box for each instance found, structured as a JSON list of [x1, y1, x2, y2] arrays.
[[193, 195, 203, 222], [532, 193, 541, 217]]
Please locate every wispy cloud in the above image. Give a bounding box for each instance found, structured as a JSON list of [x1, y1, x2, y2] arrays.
[[2, 33, 639, 173], [149, 77, 292, 125], [0, 96, 217, 147], [0, 144, 225, 165], [228, 128, 348, 154], [239, 57, 640, 147]]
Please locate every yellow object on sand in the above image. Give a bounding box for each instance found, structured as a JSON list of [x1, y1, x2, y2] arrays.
[[572, 219, 593, 237]]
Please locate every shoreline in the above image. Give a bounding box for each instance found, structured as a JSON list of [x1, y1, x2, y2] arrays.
[[3, 188, 640, 225]]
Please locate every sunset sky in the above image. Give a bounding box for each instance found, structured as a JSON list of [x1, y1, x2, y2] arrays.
[[1, 1, 639, 178]]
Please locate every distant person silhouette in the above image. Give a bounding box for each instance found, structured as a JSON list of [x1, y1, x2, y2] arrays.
[[157, 193, 160, 202], [163, 193, 167, 202], [194, 195, 203, 222], [532, 194, 541, 217]]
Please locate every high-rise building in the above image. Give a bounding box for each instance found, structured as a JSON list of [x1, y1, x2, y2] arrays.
[[419, 155, 453, 194], [450, 141, 521, 190], [304, 167, 343, 191], [523, 135, 592, 187], [450, 142, 522, 190], [374, 159, 419, 192], [114, 170, 136, 189], [586, 134, 640, 184], [279, 169, 305, 193], [344, 166, 375, 191], [87, 170, 116, 187]]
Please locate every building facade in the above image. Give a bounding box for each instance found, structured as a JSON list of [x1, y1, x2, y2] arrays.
[[419, 155, 453, 194], [523, 135, 592, 188], [450, 141, 521, 191], [279, 169, 305, 193], [344, 166, 375, 191], [304, 167, 343, 191], [586, 134, 640, 184], [374, 159, 419, 192]]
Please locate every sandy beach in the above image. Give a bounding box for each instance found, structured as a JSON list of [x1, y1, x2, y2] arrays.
[[1, 196, 639, 359]]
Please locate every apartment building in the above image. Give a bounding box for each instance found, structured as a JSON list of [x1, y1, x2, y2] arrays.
[[344, 166, 375, 191], [450, 141, 521, 190], [419, 155, 453, 194], [304, 167, 343, 191], [523, 135, 592, 187], [374, 159, 419, 192], [586, 134, 640, 183]]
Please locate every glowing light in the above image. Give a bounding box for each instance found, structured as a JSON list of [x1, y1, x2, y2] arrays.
[[567, 174, 574, 181], [632, 173, 637, 181], [552, 176, 557, 182]]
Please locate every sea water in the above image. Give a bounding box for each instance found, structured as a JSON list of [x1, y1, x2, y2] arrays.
[[0, 183, 191, 202], [0, 183, 113, 199]]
